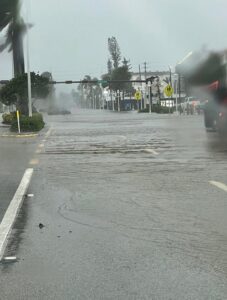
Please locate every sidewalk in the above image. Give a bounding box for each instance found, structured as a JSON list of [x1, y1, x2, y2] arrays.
[[0, 114, 38, 138]]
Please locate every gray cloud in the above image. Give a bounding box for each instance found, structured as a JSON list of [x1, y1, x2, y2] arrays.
[[1, 0, 227, 94]]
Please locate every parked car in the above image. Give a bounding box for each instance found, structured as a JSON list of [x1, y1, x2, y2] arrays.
[[204, 88, 227, 133]]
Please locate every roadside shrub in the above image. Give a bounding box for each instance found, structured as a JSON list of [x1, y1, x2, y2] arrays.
[[139, 108, 149, 113], [153, 105, 174, 114], [139, 105, 174, 114], [11, 113, 45, 132], [2, 112, 16, 124]]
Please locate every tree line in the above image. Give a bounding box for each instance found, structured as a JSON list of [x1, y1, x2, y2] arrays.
[[76, 36, 135, 108]]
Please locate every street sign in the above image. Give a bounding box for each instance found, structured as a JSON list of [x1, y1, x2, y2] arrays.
[[98, 80, 108, 84], [164, 85, 173, 97], [134, 90, 142, 101]]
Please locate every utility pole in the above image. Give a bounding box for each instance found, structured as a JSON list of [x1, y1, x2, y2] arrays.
[[148, 81, 152, 114], [139, 64, 142, 81], [139, 65, 146, 109], [144, 62, 148, 110], [175, 74, 178, 114], [111, 90, 114, 111], [168, 66, 172, 86], [92, 88, 95, 109], [144, 62, 147, 80], [178, 74, 181, 104], [117, 90, 120, 112], [139, 65, 143, 109]]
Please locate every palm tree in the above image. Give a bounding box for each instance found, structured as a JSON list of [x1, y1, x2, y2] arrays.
[[0, 0, 27, 76], [80, 75, 93, 108], [92, 77, 102, 109], [77, 76, 103, 108]]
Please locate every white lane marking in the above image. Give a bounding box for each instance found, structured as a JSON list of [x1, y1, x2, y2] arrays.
[[29, 158, 39, 165], [0, 168, 33, 260], [26, 194, 34, 198], [45, 128, 52, 138], [35, 149, 42, 154], [3, 257, 17, 262], [144, 149, 159, 155], [209, 181, 227, 192]]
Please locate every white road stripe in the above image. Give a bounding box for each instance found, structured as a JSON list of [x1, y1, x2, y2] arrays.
[[45, 128, 52, 138], [26, 194, 34, 198], [0, 168, 33, 260], [209, 181, 227, 192], [3, 257, 17, 262], [29, 158, 39, 165], [144, 149, 159, 155]]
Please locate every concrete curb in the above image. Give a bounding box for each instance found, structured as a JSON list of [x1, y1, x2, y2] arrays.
[[0, 168, 34, 261], [0, 133, 38, 138]]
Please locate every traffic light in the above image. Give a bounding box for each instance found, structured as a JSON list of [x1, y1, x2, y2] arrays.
[[145, 76, 158, 84]]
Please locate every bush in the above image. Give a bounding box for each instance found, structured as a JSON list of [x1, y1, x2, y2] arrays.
[[139, 105, 174, 114], [153, 105, 174, 114], [2, 112, 16, 124], [139, 108, 149, 113], [11, 113, 45, 132]]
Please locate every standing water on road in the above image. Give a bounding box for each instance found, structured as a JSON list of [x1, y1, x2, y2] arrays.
[[1, 110, 227, 299]]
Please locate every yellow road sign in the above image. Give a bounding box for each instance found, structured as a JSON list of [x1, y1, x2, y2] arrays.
[[134, 90, 142, 100], [164, 85, 173, 97]]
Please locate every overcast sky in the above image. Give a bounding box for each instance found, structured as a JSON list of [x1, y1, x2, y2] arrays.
[[1, 0, 227, 91]]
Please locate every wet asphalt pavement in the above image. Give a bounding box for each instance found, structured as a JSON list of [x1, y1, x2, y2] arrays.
[[1, 110, 227, 299], [0, 124, 38, 222]]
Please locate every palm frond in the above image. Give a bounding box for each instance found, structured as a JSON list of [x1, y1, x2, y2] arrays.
[[0, 29, 12, 51], [0, 14, 12, 31], [0, 0, 26, 75], [0, 0, 21, 31]]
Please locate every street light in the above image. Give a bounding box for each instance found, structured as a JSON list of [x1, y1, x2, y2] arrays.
[[26, 0, 32, 117], [147, 81, 152, 114]]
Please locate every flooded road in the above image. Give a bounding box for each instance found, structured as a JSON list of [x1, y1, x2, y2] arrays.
[[0, 127, 37, 222], [1, 110, 227, 299]]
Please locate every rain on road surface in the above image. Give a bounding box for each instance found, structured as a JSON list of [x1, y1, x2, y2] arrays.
[[1, 110, 227, 300], [0, 125, 38, 222]]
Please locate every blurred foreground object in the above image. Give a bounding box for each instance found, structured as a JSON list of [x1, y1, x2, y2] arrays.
[[176, 49, 227, 133]]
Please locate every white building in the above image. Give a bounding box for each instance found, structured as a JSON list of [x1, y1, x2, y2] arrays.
[[132, 70, 187, 105], [131, 71, 170, 95]]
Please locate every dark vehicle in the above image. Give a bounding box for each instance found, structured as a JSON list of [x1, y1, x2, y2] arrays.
[[204, 87, 227, 133]]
